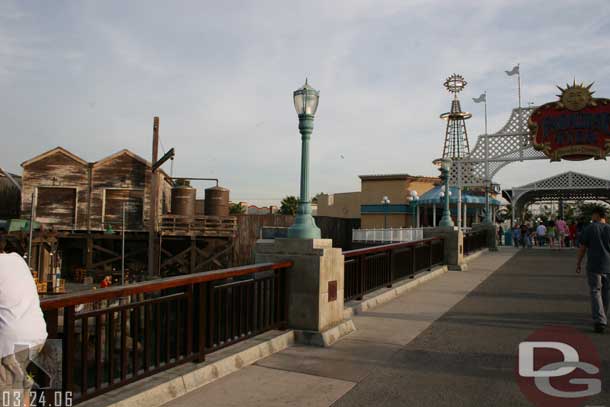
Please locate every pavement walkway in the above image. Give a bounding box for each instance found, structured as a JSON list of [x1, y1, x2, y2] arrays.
[[164, 248, 610, 407]]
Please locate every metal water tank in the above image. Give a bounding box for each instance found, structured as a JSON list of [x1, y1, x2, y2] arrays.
[[171, 179, 196, 217], [204, 186, 229, 217]]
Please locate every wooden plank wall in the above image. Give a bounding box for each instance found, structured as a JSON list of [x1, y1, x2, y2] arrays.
[[21, 149, 173, 231], [91, 153, 148, 230], [232, 214, 361, 266], [21, 150, 89, 229], [315, 216, 361, 250], [233, 214, 294, 265], [0, 176, 20, 219]]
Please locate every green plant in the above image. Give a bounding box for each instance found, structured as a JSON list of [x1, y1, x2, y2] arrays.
[[229, 202, 246, 214], [280, 196, 298, 216]]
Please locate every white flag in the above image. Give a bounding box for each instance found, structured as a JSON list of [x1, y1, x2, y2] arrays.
[[505, 65, 519, 76], [472, 93, 486, 103]]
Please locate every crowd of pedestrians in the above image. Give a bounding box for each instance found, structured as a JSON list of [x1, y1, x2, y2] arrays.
[[503, 218, 587, 249]]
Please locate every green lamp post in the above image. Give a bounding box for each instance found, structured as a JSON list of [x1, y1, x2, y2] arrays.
[[287, 79, 322, 239], [483, 180, 492, 224], [434, 158, 454, 228]]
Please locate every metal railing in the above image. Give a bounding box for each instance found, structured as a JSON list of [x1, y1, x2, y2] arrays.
[[352, 228, 424, 243], [343, 237, 444, 302], [463, 230, 488, 255], [40, 261, 291, 404]]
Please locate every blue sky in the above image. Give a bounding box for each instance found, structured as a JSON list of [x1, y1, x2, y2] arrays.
[[2, 0, 610, 205]]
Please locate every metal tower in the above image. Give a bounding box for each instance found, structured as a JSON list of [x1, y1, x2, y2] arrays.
[[441, 74, 472, 159]]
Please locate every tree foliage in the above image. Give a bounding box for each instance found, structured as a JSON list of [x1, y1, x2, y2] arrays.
[[280, 196, 298, 216], [576, 202, 610, 221], [229, 202, 246, 214]]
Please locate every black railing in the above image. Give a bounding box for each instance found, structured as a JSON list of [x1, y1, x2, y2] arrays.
[[463, 230, 488, 255], [343, 237, 444, 302], [40, 261, 291, 404]]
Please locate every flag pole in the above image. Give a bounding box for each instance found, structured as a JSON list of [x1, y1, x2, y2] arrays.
[[517, 63, 521, 110], [484, 90, 488, 135]]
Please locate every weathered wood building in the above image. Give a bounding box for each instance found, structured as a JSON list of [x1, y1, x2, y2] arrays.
[[17, 146, 236, 284], [21, 147, 173, 231], [0, 168, 21, 220]]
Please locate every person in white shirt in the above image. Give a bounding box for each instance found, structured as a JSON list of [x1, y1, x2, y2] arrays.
[[536, 223, 547, 247], [0, 242, 47, 400]]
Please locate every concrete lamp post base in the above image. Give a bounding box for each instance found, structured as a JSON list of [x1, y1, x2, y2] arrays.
[[287, 213, 321, 239], [255, 238, 355, 347]]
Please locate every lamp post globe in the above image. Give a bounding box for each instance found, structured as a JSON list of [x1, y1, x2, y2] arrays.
[[287, 79, 322, 239], [382, 196, 390, 229], [434, 157, 454, 228], [408, 190, 419, 227]]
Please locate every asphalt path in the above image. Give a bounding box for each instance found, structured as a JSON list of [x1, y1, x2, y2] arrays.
[[332, 249, 610, 407]]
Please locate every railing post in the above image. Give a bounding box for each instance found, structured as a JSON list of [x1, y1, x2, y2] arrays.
[[428, 240, 433, 270], [186, 284, 194, 357], [410, 245, 417, 278], [196, 283, 207, 362], [63, 306, 75, 394], [357, 254, 365, 300], [387, 248, 394, 288]]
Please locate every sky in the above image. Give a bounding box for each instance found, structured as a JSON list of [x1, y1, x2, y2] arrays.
[[1, 0, 610, 206]]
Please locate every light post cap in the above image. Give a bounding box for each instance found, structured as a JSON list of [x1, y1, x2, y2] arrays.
[[294, 79, 320, 116]]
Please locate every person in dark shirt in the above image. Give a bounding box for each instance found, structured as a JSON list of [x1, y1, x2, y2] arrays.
[[576, 207, 610, 333]]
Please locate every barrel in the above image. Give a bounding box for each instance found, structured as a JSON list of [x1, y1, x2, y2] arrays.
[[204, 186, 229, 217], [171, 179, 196, 217]]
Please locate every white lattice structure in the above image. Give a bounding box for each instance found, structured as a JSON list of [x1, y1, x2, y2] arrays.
[[509, 171, 610, 217], [449, 106, 547, 187]]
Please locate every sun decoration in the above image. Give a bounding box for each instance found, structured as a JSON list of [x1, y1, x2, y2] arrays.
[[443, 74, 467, 95], [556, 80, 595, 111]]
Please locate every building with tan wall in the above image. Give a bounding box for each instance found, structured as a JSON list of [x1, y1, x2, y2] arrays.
[[316, 191, 361, 219], [358, 174, 439, 228]]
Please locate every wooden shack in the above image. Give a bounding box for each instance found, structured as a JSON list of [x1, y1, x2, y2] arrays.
[[0, 168, 21, 220], [20, 147, 172, 231], [17, 146, 236, 283]]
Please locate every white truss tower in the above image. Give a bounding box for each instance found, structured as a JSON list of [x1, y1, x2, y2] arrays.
[[449, 107, 546, 187]]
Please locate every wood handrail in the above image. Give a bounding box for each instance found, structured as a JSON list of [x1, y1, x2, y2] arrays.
[[343, 237, 444, 258], [40, 261, 293, 310]]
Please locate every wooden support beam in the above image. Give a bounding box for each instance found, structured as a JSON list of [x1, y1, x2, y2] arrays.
[[92, 244, 120, 258], [91, 248, 147, 269]]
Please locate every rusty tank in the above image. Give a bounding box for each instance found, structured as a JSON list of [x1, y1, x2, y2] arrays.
[[204, 186, 229, 217], [171, 179, 196, 217]]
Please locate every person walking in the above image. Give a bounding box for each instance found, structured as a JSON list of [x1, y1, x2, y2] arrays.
[[497, 225, 504, 246], [576, 207, 610, 334], [547, 220, 557, 250], [520, 223, 530, 248], [512, 224, 521, 248], [536, 222, 547, 247], [569, 221, 577, 248], [557, 217, 568, 249]]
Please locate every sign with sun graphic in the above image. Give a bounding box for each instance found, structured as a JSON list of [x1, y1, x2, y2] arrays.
[[529, 81, 610, 161]]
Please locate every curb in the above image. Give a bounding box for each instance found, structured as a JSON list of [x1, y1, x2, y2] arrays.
[[80, 330, 295, 407]]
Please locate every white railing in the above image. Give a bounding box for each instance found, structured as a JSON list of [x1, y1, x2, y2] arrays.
[[352, 228, 424, 243]]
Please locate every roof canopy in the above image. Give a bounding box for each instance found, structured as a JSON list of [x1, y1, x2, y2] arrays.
[[509, 171, 610, 215], [419, 186, 502, 206]]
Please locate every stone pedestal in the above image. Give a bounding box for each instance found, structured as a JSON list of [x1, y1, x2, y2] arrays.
[[255, 238, 355, 346], [423, 227, 467, 271], [473, 223, 498, 252]]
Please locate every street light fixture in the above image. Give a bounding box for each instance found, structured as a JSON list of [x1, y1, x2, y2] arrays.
[[381, 196, 391, 229], [287, 79, 322, 239], [434, 158, 454, 227]]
